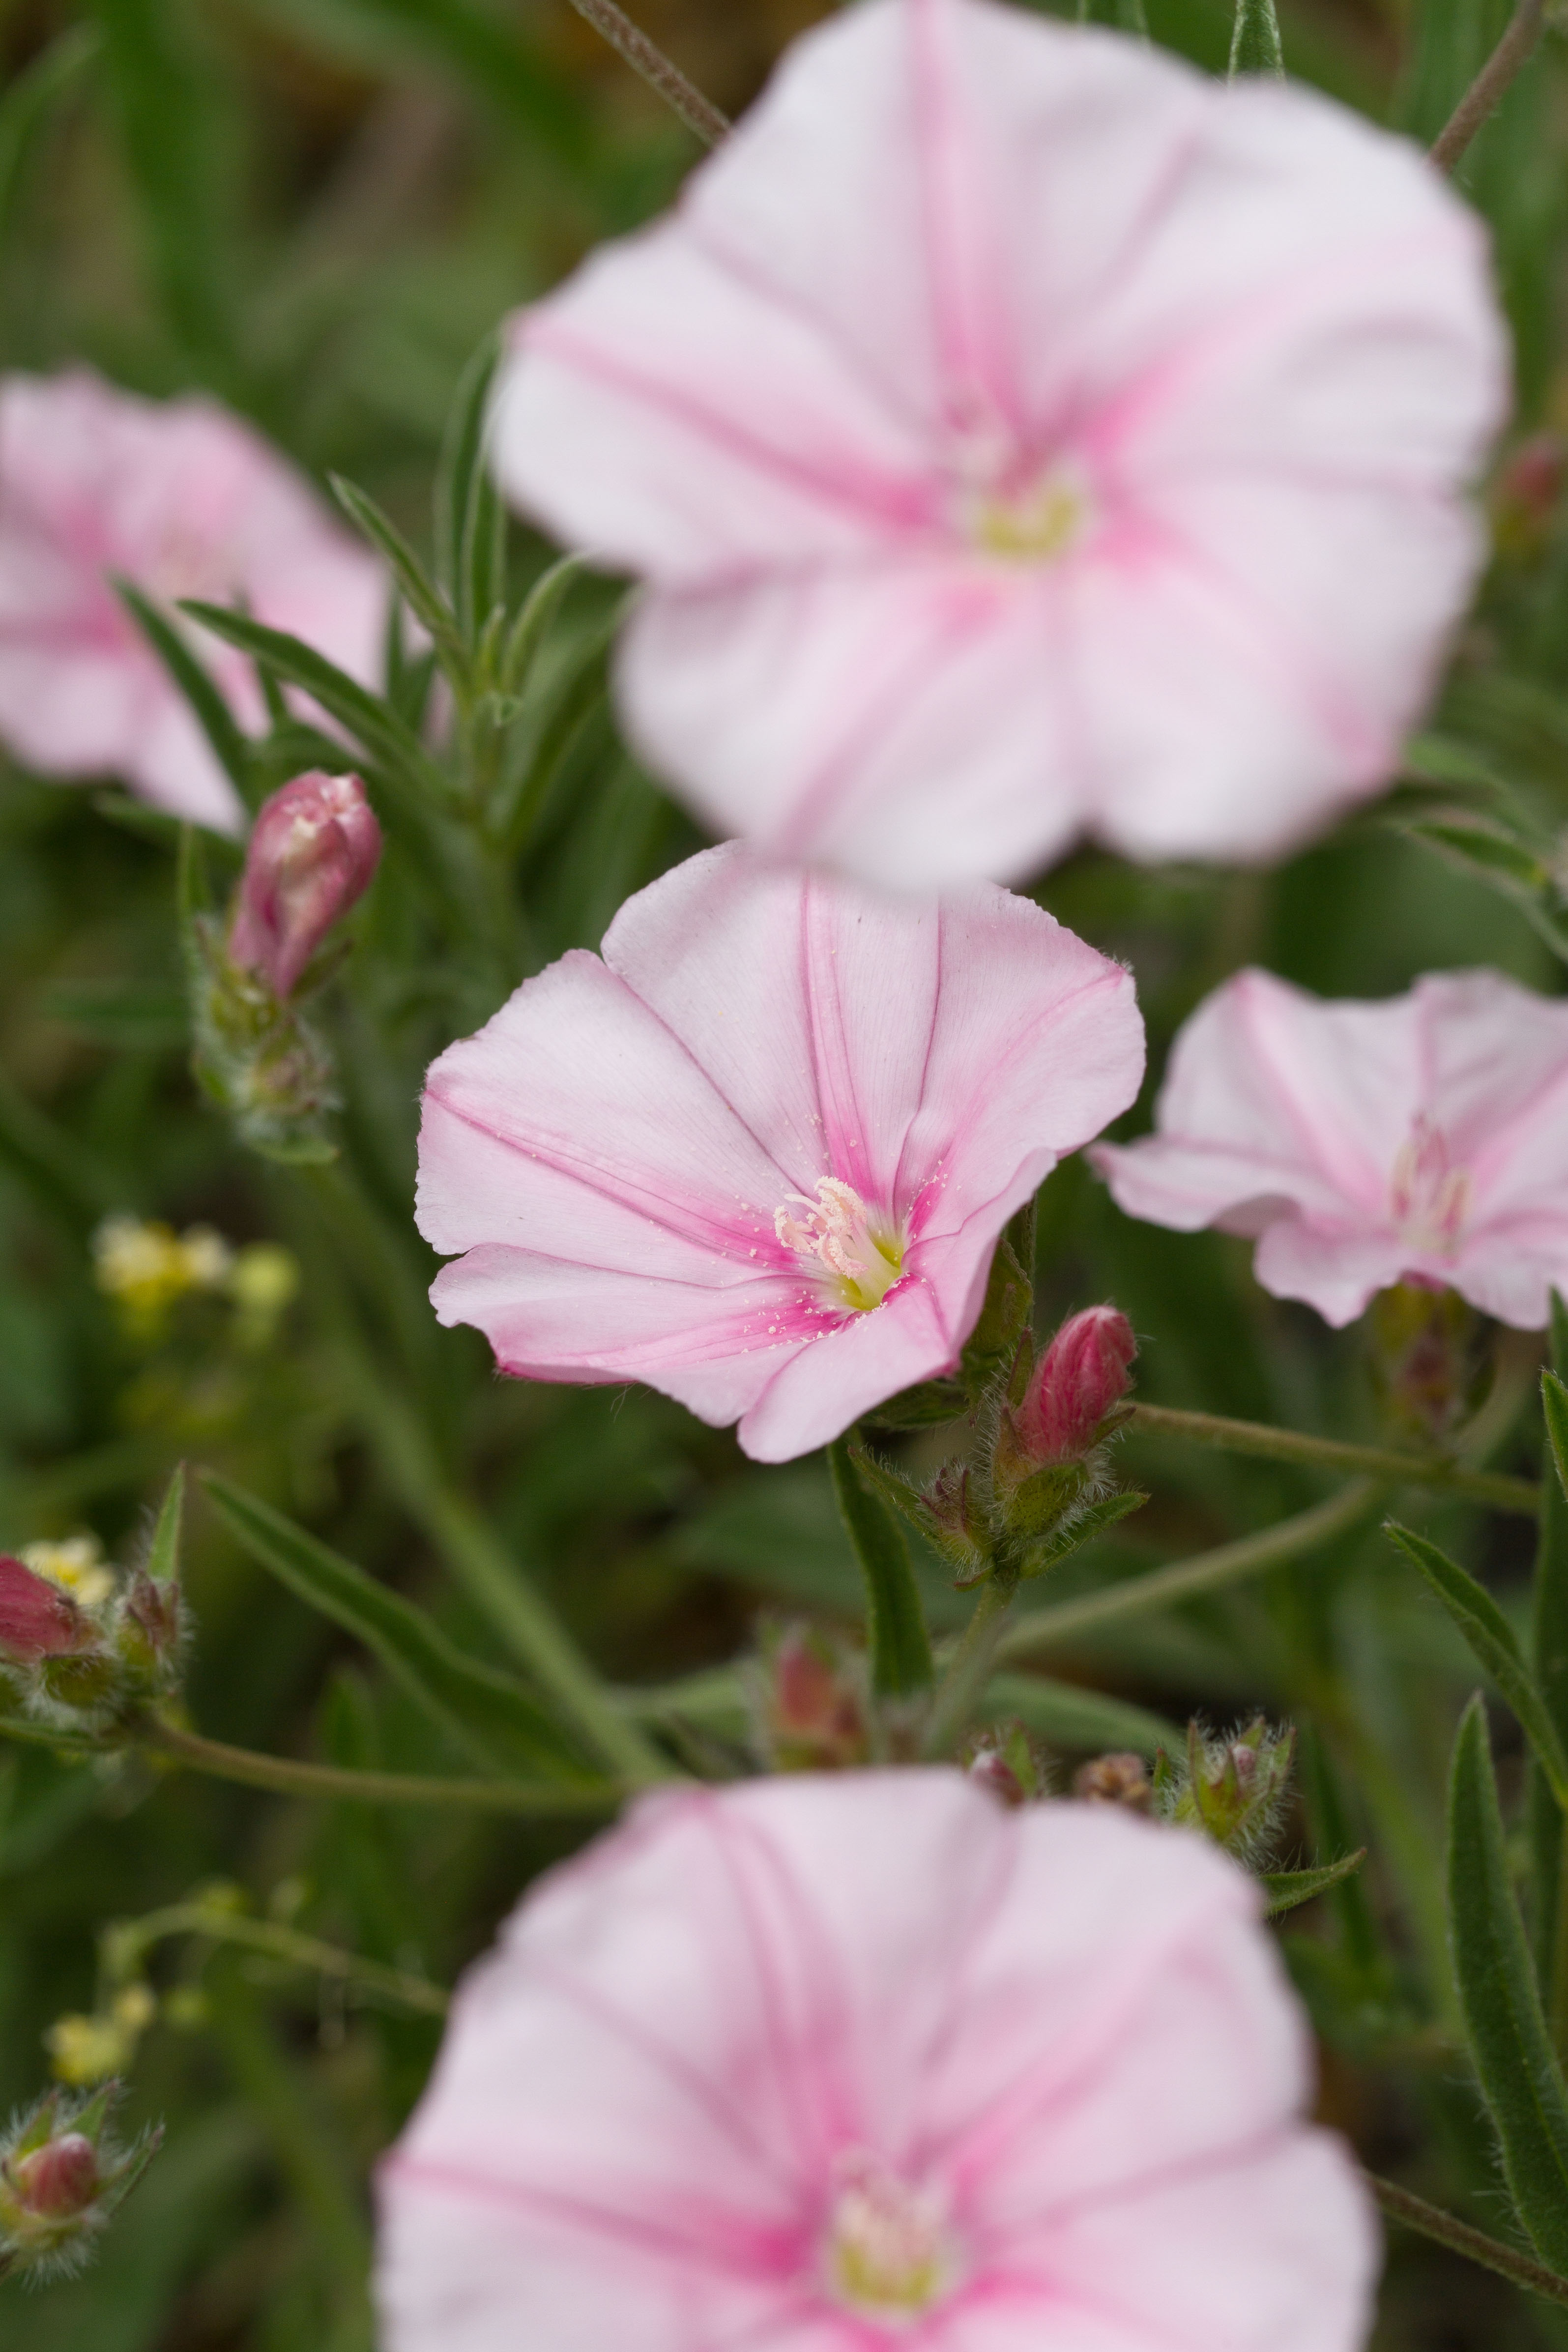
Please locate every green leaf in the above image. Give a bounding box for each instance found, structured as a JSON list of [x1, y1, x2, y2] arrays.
[[1449, 1693, 1568, 2271], [1228, 0, 1284, 74], [87, 0, 234, 368], [1387, 1521, 1568, 1810], [1263, 1850, 1367, 1919], [1534, 1315, 1568, 2008], [827, 1436, 934, 1702], [498, 553, 591, 697], [0, 23, 97, 247], [435, 333, 506, 647], [115, 579, 253, 805], [145, 1463, 185, 1585], [179, 603, 445, 796], [329, 477, 462, 666], [1017, 1488, 1149, 1579], [198, 1470, 588, 1780]]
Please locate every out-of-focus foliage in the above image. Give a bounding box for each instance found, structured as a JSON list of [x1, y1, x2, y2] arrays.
[[0, 0, 1567, 2344]]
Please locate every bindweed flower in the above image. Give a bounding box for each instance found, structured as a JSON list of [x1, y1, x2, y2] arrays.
[[0, 2083, 161, 2281], [0, 371, 387, 832], [493, 0, 1504, 890], [416, 843, 1142, 1461], [1154, 1720, 1296, 1866], [1094, 967, 1568, 1330], [228, 770, 382, 1002], [377, 1773, 1376, 2351]]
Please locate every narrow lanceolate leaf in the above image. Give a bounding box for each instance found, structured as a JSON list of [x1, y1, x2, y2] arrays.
[[116, 579, 252, 802], [329, 477, 463, 666], [1544, 1372, 1568, 1509], [435, 332, 507, 645], [1387, 1522, 1568, 1810], [1449, 1695, 1568, 2272], [1534, 1317, 1568, 2004], [145, 1464, 185, 1585], [828, 1437, 934, 1702], [1228, 0, 1284, 77], [1263, 1851, 1367, 1920], [199, 1471, 588, 1780]]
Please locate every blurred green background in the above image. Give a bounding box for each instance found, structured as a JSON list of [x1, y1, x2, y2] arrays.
[[1, 0, 1567, 2343]]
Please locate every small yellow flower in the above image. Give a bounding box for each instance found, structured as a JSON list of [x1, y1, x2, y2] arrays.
[[112, 1983, 157, 2034], [45, 2014, 133, 2088], [20, 1534, 114, 1611], [93, 1215, 235, 1330]]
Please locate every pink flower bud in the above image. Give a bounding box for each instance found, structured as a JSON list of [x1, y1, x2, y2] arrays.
[[1494, 431, 1566, 538], [11, 2135, 98, 2219], [1017, 1306, 1136, 1464], [756, 1625, 868, 1772], [0, 1555, 91, 1660], [229, 771, 381, 1000]]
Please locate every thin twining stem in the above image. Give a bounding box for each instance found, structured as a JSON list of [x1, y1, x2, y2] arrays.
[[113, 1900, 450, 2017], [1431, 0, 1548, 174], [1373, 2174, 1568, 2309], [565, 0, 730, 147], [1129, 1401, 1539, 1517], [141, 1716, 629, 1815], [995, 1479, 1383, 1662]]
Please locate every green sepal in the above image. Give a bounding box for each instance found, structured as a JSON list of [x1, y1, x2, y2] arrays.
[[827, 1436, 934, 1702], [1448, 1693, 1568, 2272], [1015, 1486, 1148, 1579], [1262, 1850, 1367, 1919], [145, 1464, 185, 1586], [198, 1470, 591, 1780], [1387, 1520, 1568, 1810], [850, 1445, 990, 1586]]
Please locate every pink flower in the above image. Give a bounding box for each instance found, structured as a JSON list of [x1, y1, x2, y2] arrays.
[[377, 1772, 1376, 2352], [415, 842, 1142, 1461], [1093, 967, 1568, 1329], [491, 0, 1505, 891], [0, 371, 388, 833], [229, 770, 382, 999]]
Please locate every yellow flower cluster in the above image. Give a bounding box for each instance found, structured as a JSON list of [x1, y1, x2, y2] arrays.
[[91, 1216, 299, 1345], [45, 1986, 156, 2088]]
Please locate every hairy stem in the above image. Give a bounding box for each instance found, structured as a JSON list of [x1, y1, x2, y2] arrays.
[[995, 1480, 1383, 1663], [1372, 2174, 1568, 2307], [111, 1899, 451, 2015], [1431, 0, 1547, 174], [1128, 1401, 1538, 1516], [564, 0, 729, 146], [923, 1581, 1016, 1758], [141, 1715, 628, 1815]]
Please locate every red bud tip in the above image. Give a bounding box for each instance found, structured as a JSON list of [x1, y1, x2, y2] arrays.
[[229, 771, 381, 1000], [0, 1555, 91, 1660], [1497, 432, 1566, 526], [11, 2135, 98, 2219], [1019, 1306, 1136, 1463]]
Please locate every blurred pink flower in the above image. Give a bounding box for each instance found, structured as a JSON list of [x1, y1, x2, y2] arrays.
[[0, 371, 388, 833], [377, 1772, 1376, 2352], [492, 0, 1505, 890], [229, 770, 382, 999], [1094, 967, 1568, 1328], [415, 842, 1141, 1461]]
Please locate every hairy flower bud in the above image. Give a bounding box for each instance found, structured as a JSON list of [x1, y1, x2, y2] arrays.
[[229, 770, 381, 1001], [754, 1625, 868, 1773], [1072, 1751, 1153, 1811], [0, 1554, 93, 1661], [1493, 431, 1566, 557], [1154, 1718, 1296, 1864], [0, 2083, 161, 2280], [963, 1721, 1045, 1807], [1016, 1307, 1137, 1465]]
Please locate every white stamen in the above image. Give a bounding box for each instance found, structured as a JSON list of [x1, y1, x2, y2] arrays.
[[775, 1177, 903, 1312], [1390, 1115, 1470, 1259], [825, 2151, 953, 2323]]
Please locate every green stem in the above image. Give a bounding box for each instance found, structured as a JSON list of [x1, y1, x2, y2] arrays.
[[922, 1580, 1016, 1758], [338, 1357, 667, 1785], [1430, 0, 1546, 174], [563, 0, 729, 145], [828, 1434, 934, 1703], [140, 1715, 627, 1815], [1372, 2173, 1568, 2308], [1129, 1402, 1538, 1516], [995, 1481, 1384, 1663], [111, 1900, 450, 2015]]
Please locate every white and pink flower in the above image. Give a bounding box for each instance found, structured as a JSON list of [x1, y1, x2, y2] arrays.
[[415, 842, 1142, 1461], [493, 0, 1505, 889], [1094, 966, 1568, 1328], [0, 370, 388, 832], [377, 1772, 1377, 2351]]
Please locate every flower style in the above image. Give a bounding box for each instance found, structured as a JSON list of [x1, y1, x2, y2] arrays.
[[1093, 967, 1568, 1328], [414, 842, 1142, 1461], [377, 1772, 1376, 2351], [0, 371, 388, 832], [491, 0, 1505, 890]]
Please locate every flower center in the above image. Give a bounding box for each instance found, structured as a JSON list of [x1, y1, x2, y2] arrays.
[[825, 2154, 952, 2324], [775, 1178, 903, 1313], [967, 465, 1090, 565], [1390, 1115, 1470, 1259]]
